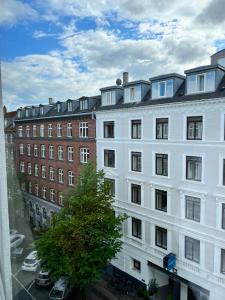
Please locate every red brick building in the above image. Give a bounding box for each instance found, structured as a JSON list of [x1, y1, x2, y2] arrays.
[[14, 96, 100, 227]]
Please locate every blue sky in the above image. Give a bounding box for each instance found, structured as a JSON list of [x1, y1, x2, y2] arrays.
[[1, 0, 225, 110]]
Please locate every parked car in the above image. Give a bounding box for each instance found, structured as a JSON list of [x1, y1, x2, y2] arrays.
[[21, 250, 41, 272], [10, 234, 25, 249], [35, 268, 52, 287], [48, 277, 71, 300]]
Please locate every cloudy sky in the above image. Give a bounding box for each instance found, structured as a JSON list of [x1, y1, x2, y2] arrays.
[[1, 0, 225, 110]]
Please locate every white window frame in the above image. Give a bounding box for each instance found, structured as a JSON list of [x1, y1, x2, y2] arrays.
[[49, 167, 54, 181], [42, 187, 47, 199], [33, 125, 37, 137], [68, 171, 74, 186], [34, 144, 38, 157], [35, 184, 39, 196], [42, 165, 46, 179], [59, 192, 64, 206], [48, 124, 53, 137], [67, 123, 72, 137], [79, 122, 88, 138], [34, 164, 38, 177], [19, 144, 24, 155], [58, 145, 63, 160], [68, 146, 74, 162], [58, 169, 64, 184], [26, 125, 30, 137], [49, 145, 54, 159], [41, 144, 46, 158], [40, 124, 44, 137], [50, 189, 55, 202], [80, 148, 89, 164], [18, 126, 23, 137], [20, 161, 24, 173], [57, 123, 62, 137], [27, 162, 32, 175]]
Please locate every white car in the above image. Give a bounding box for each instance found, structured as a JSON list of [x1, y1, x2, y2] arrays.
[[21, 250, 41, 272], [10, 234, 25, 249], [49, 277, 72, 300]]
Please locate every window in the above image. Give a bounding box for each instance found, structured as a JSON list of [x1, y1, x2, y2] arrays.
[[79, 122, 88, 138], [34, 164, 38, 176], [130, 87, 135, 101], [58, 169, 64, 183], [105, 178, 115, 197], [17, 110, 21, 118], [26, 125, 30, 137], [221, 249, 225, 274], [42, 187, 47, 199], [131, 120, 141, 139], [68, 171, 74, 186], [223, 159, 225, 186], [48, 124, 53, 137], [33, 125, 37, 137], [132, 218, 142, 239], [197, 74, 204, 91], [222, 204, 225, 229], [155, 189, 167, 212], [132, 259, 141, 272], [185, 236, 200, 263], [40, 106, 44, 115], [50, 189, 55, 202], [32, 108, 36, 117], [27, 144, 31, 156], [67, 123, 72, 137], [42, 166, 46, 179], [49, 167, 54, 181], [19, 144, 24, 155], [131, 152, 142, 172], [40, 124, 44, 137], [186, 156, 202, 181], [41, 145, 46, 158], [152, 80, 173, 99], [104, 121, 114, 138], [58, 146, 63, 160], [104, 150, 115, 168], [156, 118, 168, 139], [80, 99, 88, 110], [185, 196, 200, 222], [35, 184, 39, 196], [68, 146, 74, 162], [34, 144, 38, 157], [68, 101, 72, 112], [28, 182, 32, 193], [49, 145, 54, 159], [131, 184, 141, 205], [28, 162, 32, 175], [155, 153, 168, 176], [80, 148, 89, 164], [20, 161, 24, 173], [187, 71, 215, 94], [57, 103, 61, 112], [187, 116, 202, 140], [57, 124, 62, 137], [59, 192, 64, 206], [18, 126, 23, 137], [155, 226, 167, 249]]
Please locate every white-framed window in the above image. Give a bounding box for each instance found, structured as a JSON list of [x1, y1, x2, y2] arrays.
[[59, 192, 64, 206], [17, 110, 21, 118], [186, 71, 215, 94], [186, 156, 202, 181], [20, 161, 25, 173], [130, 87, 135, 101], [104, 149, 115, 168], [58, 169, 64, 183], [187, 116, 203, 140], [34, 144, 38, 157], [26, 125, 30, 137], [41, 144, 46, 158], [131, 152, 142, 172], [42, 187, 47, 199], [34, 164, 38, 176], [40, 124, 44, 137], [25, 109, 29, 117], [35, 184, 39, 196], [50, 189, 55, 202], [49, 145, 54, 159], [33, 125, 37, 137], [104, 121, 114, 138], [155, 153, 168, 176], [152, 80, 173, 99], [68, 101, 72, 112], [32, 108, 36, 117], [80, 148, 89, 164], [18, 126, 23, 137], [57, 123, 62, 137], [19, 144, 24, 155], [40, 106, 44, 115], [27, 144, 31, 156], [58, 146, 63, 160], [68, 171, 74, 186], [28, 162, 32, 175], [79, 122, 88, 138], [57, 102, 61, 112], [68, 146, 74, 162], [49, 167, 54, 181], [80, 99, 88, 110], [67, 123, 72, 137], [185, 196, 200, 222], [132, 217, 142, 239], [42, 165, 46, 179], [185, 236, 200, 263], [48, 124, 53, 137], [28, 181, 32, 193]]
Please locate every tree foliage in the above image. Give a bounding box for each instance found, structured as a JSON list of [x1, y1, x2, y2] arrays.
[[35, 163, 126, 290]]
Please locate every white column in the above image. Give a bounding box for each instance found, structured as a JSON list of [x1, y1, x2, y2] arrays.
[[0, 62, 12, 300], [180, 283, 188, 300]]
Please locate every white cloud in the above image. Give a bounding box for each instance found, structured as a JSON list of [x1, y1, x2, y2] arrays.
[[0, 0, 37, 25]]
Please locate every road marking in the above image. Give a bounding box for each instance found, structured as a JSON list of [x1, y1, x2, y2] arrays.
[[14, 268, 21, 277], [12, 274, 36, 300], [27, 280, 35, 291]]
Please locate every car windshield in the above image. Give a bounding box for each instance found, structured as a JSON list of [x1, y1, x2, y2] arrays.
[[39, 274, 49, 279], [24, 259, 36, 264], [49, 289, 64, 298], [10, 236, 20, 243]]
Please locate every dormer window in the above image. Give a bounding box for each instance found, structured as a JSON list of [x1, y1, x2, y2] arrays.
[[32, 108, 36, 117], [17, 110, 21, 118], [102, 91, 115, 106], [80, 99, 88, 110], [25, 109, 29, 117], [57, 103, 61, 113], [68, 101, 72, 112], [40, 106, 44, 115], [187, 71, 215, 94], [130, 87, 135, 101], [152, 80, 173, 99]]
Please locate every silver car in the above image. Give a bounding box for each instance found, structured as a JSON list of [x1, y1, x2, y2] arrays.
[[49, 277, 71, 300], [10, 234, 25, 249]]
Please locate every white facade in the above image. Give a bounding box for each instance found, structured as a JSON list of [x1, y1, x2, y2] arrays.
[[96, 97, 225, 300]]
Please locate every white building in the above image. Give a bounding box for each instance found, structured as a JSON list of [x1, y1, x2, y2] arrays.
[[96, 50, 225, 300]]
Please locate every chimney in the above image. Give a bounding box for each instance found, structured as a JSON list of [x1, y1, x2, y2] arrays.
[[3, 105, 7, 114], [123, 72, 129, 84], [49, 97, 53, 104]]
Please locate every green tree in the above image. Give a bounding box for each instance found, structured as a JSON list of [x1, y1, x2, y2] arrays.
[[35, 163, 126, 293]]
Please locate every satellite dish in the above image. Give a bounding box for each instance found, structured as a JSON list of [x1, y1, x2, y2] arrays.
[[116, 78, 122, 86]]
